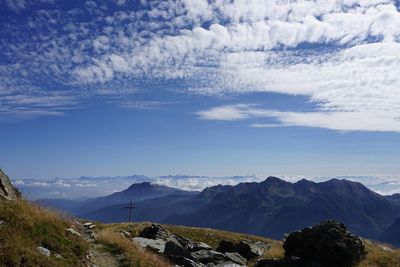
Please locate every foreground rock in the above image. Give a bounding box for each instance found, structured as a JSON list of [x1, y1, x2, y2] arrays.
[[133, 224, 268, 266], [256, 220, 366, 267], [217, 240, 265, 259], [0, 169, 21, 200]]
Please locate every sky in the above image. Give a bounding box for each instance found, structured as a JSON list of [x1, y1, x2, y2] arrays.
[[1, 0, 400, 192]]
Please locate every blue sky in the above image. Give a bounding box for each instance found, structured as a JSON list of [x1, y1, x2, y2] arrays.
[[1, 0, 400, 183]]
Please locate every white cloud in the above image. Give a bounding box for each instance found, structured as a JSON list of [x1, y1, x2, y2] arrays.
[[198, 103, 400, 132], [2, 0, 400, 128]]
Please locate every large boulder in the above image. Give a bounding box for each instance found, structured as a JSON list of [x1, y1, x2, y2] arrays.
[[0, 169, 21, 201], [283, 220, 366, 267]]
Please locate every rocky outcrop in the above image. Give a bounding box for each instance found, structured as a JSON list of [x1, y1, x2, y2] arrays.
[[217, 240, 266, 260], [0, 169, 21, 200], [132, 224, 269, 266], [256, 220, 366, 267]]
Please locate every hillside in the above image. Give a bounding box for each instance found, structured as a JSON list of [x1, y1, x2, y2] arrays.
[[96, 222, 400, 267]]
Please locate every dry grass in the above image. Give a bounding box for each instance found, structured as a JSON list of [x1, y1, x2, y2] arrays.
[[359, 240, 400, 267], [97, 227, 171, 267], [100, 222, 400, 267], [0, 199, 88, 267]]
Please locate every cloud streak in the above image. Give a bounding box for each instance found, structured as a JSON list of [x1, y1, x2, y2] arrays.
[[1, 0, 400, 129]]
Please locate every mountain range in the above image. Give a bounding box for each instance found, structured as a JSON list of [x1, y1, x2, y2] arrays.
[[38, 177, 400, 247]]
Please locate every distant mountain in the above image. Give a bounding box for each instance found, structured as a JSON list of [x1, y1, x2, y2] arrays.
[[164, 177, 400, 239], [386, 193, 400, 207], [39, 182, 197, 216], [40, 177, 400, 243], [380, 217, 400, 247], [78, 184, 230, 222]]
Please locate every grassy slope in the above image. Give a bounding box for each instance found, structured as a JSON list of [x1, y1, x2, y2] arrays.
[[0, 200, 169, 267], [102, 222, 400, 267], [0, 200, 88, 267]]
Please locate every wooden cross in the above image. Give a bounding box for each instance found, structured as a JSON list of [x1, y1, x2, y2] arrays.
[[124, 200, 137, 224]]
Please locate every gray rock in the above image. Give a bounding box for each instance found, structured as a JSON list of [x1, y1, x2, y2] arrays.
[[166, 255, 204, 267], [255, 256, 302, 267], [164, 239, 192, 258], [217, 240, 264, 260], [283, 220, 366, 267], [192, 241, 213, 251], [190, 250, 227, 264], [37, 246, 51, 257], [0, 169, 21, 201], [235, 240, 264, 259], [139, 224, 175, 241], [216, 240, 235, 253], [120, 230, 131, 238], [66, 227, 81, 237], [224, 252, 247, 265], [133, 237, 166, 253], [210, 262, 243, 267]]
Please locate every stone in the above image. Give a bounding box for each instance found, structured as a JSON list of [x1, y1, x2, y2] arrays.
[[255, 256, 302, 267], [283, 220, 366, 267], [190, 250, 226, 264], [192, 241, 213, 251], [120, 230, 131, 238], [217, 240, 264, 260], [164, 239, 192, 258], [166, 255, 203, 267], [139, 224, 176, 241], [224, 252, 247, 266], [133, 237, 166, 253], [212, 262, 243, 267], [216, 240, 235, 253], [235, 240, 264, 259], [66, 227, 82, 237], [0, 169, 21, 201], [37, 246, 50, 257]]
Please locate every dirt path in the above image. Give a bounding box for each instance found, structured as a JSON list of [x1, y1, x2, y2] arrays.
[[88, 243, 119, 267]]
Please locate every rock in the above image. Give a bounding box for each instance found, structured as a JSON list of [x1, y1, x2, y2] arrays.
[[83, 222, 95, 229], [216, 240, 235, 253], [66, 227, 81, 237], [166, 255, 203, 267], [192, 241, 213, 251], [37, 246, 50, 257], [283, 220, 366, 267], [120, 230, 131, 238], [235, 240, 264, 259], [190, 250, 226, 264], [224, 252, 247, 265], [217, 240, 264, 260], [164, 239, 192, 258], [255, 256, 302, 267], [133, 237, 166, 253], [0, 169, 21, 201], [213, 262, 243, 267], [139, 224, 176, 241]]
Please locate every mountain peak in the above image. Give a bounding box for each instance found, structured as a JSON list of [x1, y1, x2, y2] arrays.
[[127, 182, 153, 189]]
